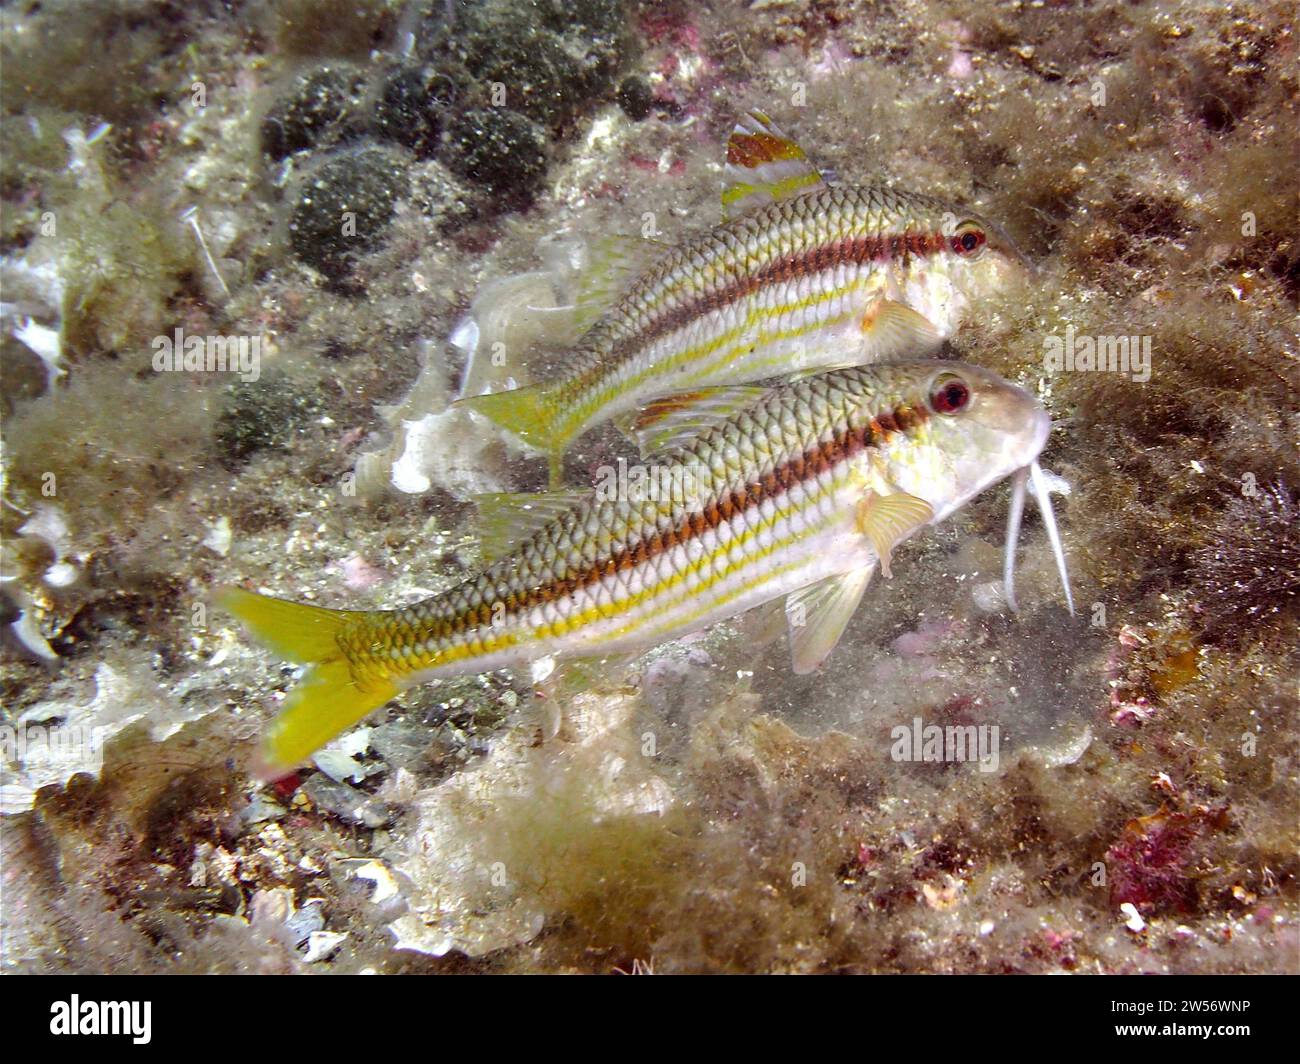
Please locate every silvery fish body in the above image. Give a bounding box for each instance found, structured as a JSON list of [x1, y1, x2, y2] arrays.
[[459, 112, 1029, 484], [222, 360, 1054, 775]]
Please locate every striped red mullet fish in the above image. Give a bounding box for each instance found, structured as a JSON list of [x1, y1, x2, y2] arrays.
[[221, 361, 1072, 777], [459, 111, 1031, 485]]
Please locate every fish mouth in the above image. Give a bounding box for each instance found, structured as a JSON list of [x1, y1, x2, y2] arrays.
[[1027, 405, 1052, 458]]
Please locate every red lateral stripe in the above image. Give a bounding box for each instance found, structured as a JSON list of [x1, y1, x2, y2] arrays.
[[416, 400, 930, 643], [571, 231, 948, 394]]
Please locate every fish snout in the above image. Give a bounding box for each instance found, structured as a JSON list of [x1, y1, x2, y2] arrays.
[[963, 370, 1050, 462]]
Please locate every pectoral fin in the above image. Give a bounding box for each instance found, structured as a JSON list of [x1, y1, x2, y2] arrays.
[[785, 565, 875, 675], [856, 491, 934, 578], [858, 298, 943, 360]]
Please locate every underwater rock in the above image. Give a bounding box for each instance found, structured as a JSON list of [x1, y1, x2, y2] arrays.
[[371, 65, 453, 157], [0, 661, 215, 813], [301, 773, 393, 829], [368, 720, 436, 773], [1191, 481, 1299, 643], [0, 333, 53, 414], [440, 108, 548, 208], [464, 34, 589, 132], [404, 156, 476, 232], [385, 684, 674, 958], [616, 74, 655, 120], [423, 0, 629, 135], [288, 144, 412, 280], [261, 63, 368, 161], [215, 372, 326, 471]]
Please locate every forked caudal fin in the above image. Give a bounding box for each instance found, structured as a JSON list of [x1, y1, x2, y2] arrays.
[[455, 383, 568, 486], [217, 587, 398, 780]]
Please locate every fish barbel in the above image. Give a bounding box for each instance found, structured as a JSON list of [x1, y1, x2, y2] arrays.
[[458, 111, 1030, 485], [221, 361, 1072, 777]]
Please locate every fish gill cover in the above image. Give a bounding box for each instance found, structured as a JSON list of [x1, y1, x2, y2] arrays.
[[0, 0, 1296, 976]]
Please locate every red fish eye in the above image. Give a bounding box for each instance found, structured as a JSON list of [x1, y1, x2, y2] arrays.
[[952, 228, 985, 255], [931, 377, 971, 414]]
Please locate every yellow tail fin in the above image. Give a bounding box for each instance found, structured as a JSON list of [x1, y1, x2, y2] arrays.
[[217, 587, 398, 779], [456, 384, 569, 486]]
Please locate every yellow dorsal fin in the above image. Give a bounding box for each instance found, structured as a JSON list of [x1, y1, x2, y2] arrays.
[[856, 491, 934, 578], [472, 490, 588, 562], [722, 110, 828, 221]]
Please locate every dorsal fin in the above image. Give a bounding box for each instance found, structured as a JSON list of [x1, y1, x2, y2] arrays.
[[785, 565, 875, 675], [569, 234, 665, 333], [472, 490, 587, 563], [618, 384, 770, 459], [722, 110, 828, 221]]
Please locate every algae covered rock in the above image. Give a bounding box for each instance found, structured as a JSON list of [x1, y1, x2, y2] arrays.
[[288, 143, 412, 280], [616, 74, 655, 121], [371, 64, 454, 157], [261, 63, 368, 161], [421, 0, 630, 134], [440, 108, 548, 207], [215, 371, 327, 471]]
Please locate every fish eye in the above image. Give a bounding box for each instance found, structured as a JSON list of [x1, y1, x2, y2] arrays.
[[950, 222, 987, 258], [929, 374, 972, 415]]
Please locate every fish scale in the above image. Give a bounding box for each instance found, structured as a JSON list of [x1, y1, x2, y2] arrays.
[[221, 360, 1062, 775], [458, 118, 1028, 487]]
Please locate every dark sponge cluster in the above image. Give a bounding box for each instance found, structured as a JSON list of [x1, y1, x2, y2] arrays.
[[262, 0, 632, 281]]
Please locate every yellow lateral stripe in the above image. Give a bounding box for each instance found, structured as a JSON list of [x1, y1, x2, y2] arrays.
[[544, 470, 846, 649], [582, 272, 876, 421], [602, 504, 841, 646], [524, 471, 822, 645], [406, 447, 850, 673], [672, 310, 861, 390]]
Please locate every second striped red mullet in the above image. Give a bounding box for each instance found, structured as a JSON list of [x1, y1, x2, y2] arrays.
[[458, 110, 1031, 485]]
